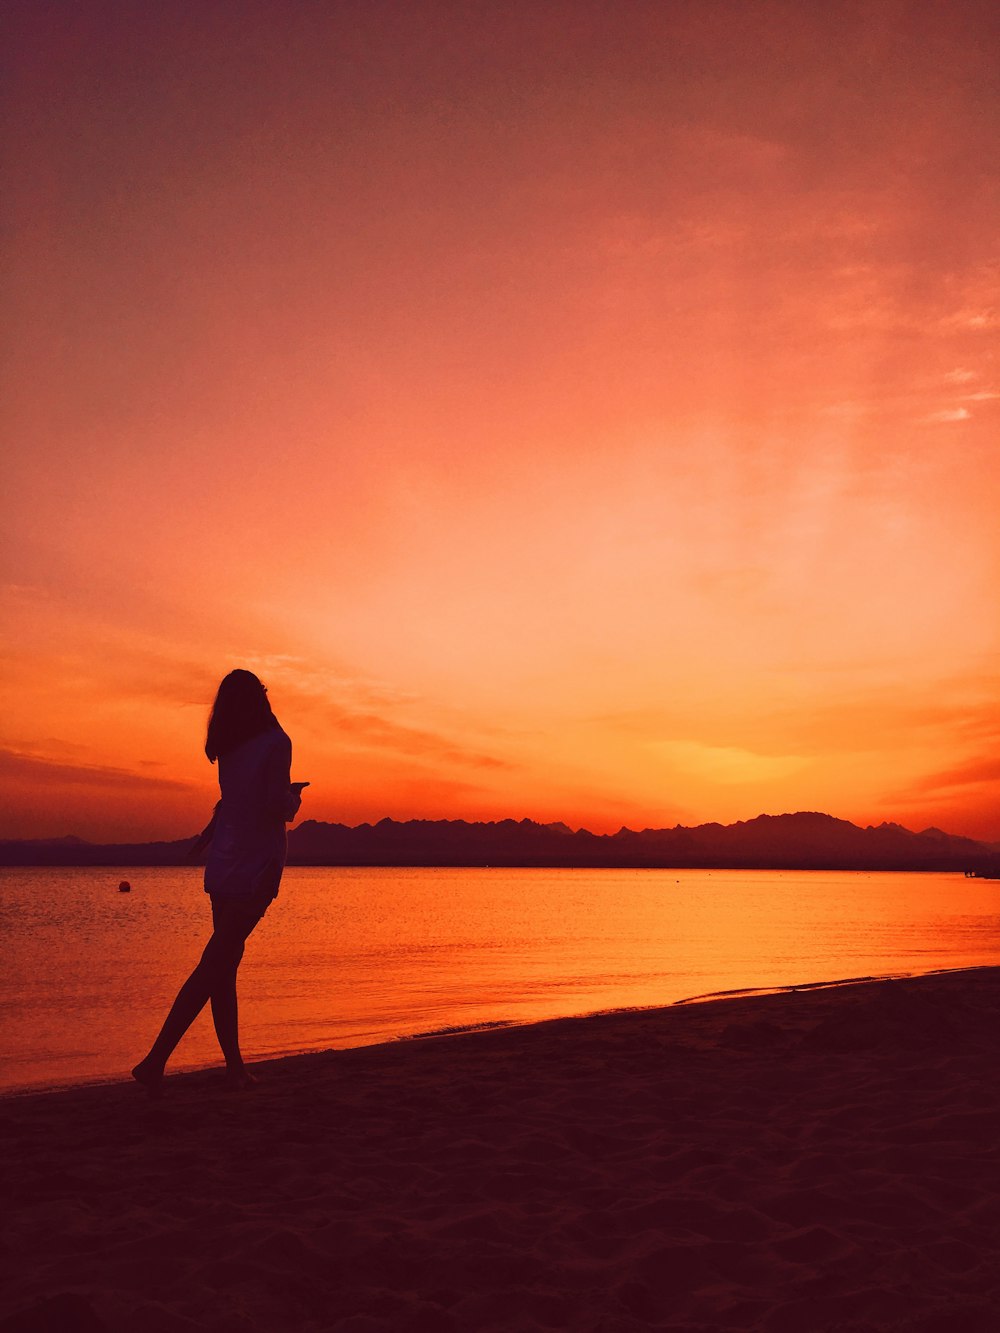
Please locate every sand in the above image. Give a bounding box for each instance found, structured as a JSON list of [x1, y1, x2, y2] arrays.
[[2, 968, 998, 1333]]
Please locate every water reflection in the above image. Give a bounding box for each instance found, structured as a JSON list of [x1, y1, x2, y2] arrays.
[[1, 866, 997, 1092]]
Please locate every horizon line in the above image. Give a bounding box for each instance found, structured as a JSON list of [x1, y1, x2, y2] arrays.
[[3, 808, 997, 849]]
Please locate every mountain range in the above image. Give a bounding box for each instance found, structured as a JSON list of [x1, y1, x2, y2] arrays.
[[2, 812, 998, 872]]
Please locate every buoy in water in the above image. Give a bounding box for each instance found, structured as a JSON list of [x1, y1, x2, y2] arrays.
[[118, 880, 131, 893]]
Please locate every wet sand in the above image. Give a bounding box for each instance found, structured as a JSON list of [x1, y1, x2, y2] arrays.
[[2, 968, 998, 1332]]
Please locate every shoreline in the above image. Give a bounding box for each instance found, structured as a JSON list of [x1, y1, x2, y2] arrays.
[[4, 966, 998, 1331], [2, 961, 994, 1103]]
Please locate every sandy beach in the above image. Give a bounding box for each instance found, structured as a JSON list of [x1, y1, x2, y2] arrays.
[[2, 968, 998, 1333]]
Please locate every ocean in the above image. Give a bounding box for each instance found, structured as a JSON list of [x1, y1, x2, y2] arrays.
[[2, 865, 997, 1094]]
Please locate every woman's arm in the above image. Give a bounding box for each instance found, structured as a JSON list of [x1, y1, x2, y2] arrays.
[[263, 730, 299, 822]]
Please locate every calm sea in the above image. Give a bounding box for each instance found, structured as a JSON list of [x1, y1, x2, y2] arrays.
[[1, 865, 997, 1094]]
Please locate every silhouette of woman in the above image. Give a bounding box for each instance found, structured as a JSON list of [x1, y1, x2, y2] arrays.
[[133, 670, 304, 1094]]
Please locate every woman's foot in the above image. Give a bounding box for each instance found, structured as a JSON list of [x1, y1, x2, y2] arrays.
[[225, 1066, 258, 1091], [131, 1059, 165, 1098]]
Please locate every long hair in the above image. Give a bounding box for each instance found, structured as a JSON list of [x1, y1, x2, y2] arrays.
[[205, 669, 278, 762]]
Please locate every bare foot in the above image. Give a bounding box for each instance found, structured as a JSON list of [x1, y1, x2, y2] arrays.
[[225, 1067, 258, 1091], [131, 1060, 165, 1099]]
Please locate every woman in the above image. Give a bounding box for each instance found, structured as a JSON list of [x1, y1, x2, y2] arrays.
[[133, 670, 305, 1094]]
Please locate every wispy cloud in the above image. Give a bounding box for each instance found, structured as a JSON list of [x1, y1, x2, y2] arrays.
[[0, 747, 197, 793], [921, 407, 971, 424], [243, 657, 518, 773], [940, 309, 999, 332], [890, 754, 1000, 799], [238, 653, 419, 713], [301, 698, 516, 772]]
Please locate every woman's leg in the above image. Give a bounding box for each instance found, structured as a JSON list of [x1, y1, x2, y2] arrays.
[[209, 931, 247, 1077], [209, 896, 271, 1083], [133, 896, 268, 1092], [209, 970, 243, 1077]]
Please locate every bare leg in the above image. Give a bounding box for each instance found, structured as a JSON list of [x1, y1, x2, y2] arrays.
[[132, 950, 222, 1094], [209, 943, 256, 1085], [134, 895, 268, 1094], [210, 977, 255, 1087]]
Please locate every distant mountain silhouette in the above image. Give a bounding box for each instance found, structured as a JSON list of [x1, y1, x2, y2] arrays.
[[2, 812, 998, 872]]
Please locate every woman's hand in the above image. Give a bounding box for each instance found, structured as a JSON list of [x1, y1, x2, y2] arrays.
[[285, 780, 309, 822]]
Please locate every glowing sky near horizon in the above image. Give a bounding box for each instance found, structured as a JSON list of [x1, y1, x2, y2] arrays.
[[3, 0, 999, 842]]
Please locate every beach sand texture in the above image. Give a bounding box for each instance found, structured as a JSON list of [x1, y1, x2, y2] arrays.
[[2, 969, 998, 1333]]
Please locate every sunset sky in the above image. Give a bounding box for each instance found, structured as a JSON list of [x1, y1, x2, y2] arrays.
[[3, 0, 998, 843]]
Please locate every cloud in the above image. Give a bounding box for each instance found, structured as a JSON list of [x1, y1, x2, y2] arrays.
[[921, 408, 971, 424], [0, 747, 197, 793], [319, 703, 515, 771], [348, 772, 507, 813], [890, 754, 1000, 800], [182, 651, 512, 771], [768, 689, 1000, 756], [107, 646, 519, 774], [940, 308, 999, 331], [239, 653, 419, 713], [0, 617, 222, 712], [598, 681, 1000, 762], [259, 664, 518, 773], [943, 368, 977, 385]]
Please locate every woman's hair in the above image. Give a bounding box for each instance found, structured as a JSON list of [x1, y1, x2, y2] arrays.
[[205, 669, 278, 762]]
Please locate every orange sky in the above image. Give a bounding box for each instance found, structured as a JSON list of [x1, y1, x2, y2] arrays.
[[3, 1, 999, 843]]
